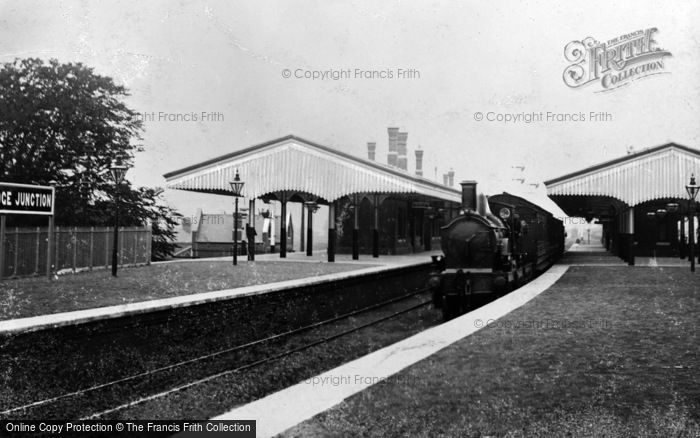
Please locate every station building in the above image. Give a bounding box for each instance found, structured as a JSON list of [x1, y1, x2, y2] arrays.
[[545, 143, 700, 265], [163, 132, 462, 261]]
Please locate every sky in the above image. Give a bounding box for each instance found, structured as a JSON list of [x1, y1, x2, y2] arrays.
[[2, 0, 699, 218]]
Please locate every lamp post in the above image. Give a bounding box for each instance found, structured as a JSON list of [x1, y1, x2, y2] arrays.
[[686, 174, 700, 272], [109, 159, 128, 277], [229, 170, 245, 266]]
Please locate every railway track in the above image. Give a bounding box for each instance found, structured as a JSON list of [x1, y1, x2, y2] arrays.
[[1, 288, 434, 420]]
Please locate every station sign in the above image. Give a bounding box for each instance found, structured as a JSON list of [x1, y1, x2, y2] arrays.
[[0, 182, 55, 215]]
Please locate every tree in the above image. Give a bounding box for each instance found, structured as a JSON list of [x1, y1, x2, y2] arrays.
[[0, 58, 179, 260], [109, 186, 181, 261]]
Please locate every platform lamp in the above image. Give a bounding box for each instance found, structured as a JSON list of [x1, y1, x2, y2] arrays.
[[229, 170, 245, 266], [686, 174, 700, 272], [109, 159, 128, 277]]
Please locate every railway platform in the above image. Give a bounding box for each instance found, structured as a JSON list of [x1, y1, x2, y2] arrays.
[[0, 251, 439, 335], [222, 248, 700, 437], [565, 243, 695, 268], [191, 250, 442, 266], [0, 251, 442, 422]]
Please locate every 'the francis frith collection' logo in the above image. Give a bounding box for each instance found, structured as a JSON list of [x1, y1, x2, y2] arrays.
[[563, 28, 672, 92]]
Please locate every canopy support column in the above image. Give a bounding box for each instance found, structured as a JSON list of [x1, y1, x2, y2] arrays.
[[424, 211, 431, 251], [306, 203, 314, 256], [627, 207, 635, 266], [372, 195, 379, 258], [619, 212, 628, 262], [690, 210, 696, 272], [280, 193, 288, 258], [352, 195, 359, 260], [408, 201, 415, 253], [300, 202, 305, 253], [680, 216, 687, 259], [612, 214, 620, 258], [328, 201, 336, 262], [248, 199, 256, 261]]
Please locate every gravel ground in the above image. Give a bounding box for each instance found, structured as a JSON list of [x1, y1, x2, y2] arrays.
[[0, 260, 376, 320], [283, 266, 700, 437]]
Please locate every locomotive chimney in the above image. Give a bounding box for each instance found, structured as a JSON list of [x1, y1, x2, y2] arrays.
[[460, 180, 478, 212], [414, 148, 424, 176], [387, 127, 399, 166], [367, 142, 376, 161], [397, 131, 408, 170]]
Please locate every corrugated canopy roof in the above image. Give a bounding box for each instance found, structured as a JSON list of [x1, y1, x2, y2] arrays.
[[545, 143, 700, 207], [163, 135, 460, 203]]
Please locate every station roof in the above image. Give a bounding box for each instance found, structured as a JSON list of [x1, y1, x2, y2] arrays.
[[545, 143, 700, 214], [163, 135, 461, 203]]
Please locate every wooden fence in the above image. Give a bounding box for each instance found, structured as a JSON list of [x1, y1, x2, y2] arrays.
[[0, 226, 151, 279]]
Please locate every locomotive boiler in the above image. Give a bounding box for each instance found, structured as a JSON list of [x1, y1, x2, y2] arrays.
[[428, 181, 564, 320]]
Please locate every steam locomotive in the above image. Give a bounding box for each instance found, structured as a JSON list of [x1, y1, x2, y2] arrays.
[[428, 181, 565, 320]]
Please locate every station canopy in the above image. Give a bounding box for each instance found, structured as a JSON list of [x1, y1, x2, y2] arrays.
[[545, 143, 700, 218], [163, 135, 460, 203]]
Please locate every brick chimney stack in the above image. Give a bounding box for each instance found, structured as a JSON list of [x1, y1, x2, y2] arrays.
[[447, 169, 455, 187], [397, 131, 408, 170], [367, 142, 376, 161], [443, 173, 449, 186], [387, 127, 399, 167], [414, 148, 424, 176]]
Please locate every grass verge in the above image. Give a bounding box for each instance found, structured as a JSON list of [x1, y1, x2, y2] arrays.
[[282, 266, 700, 437]]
